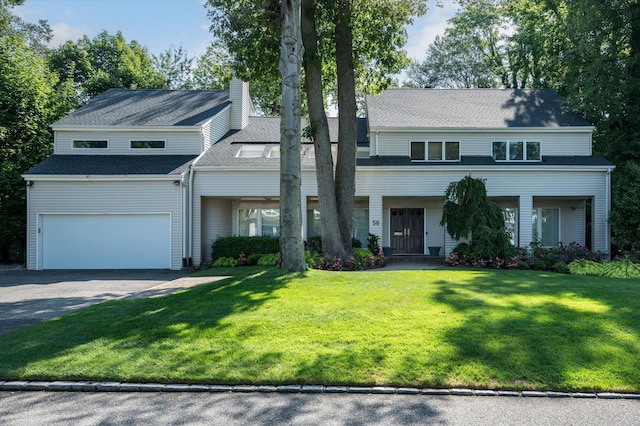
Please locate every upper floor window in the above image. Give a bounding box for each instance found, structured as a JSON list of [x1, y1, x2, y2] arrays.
[[130, 140, 165, 149], [411, 141, 459, 161], [492, 141, 540, 161], [72, 140, 108, 149]]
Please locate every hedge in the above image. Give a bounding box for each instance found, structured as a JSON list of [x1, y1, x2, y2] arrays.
[[211, 236, 279, 261]]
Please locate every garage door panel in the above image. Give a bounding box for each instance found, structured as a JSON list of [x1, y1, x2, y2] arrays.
[[41, 214, 171, 269]]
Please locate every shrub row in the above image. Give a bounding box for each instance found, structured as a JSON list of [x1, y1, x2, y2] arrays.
[[211, 236, 386, 271], [448, 241, 607, 273], [211, 236, 279, 261]]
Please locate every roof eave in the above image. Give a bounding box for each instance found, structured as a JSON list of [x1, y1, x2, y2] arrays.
[[22, 174, 182, 181], [368, 126, 595, 133], [356, 164, 614, 172], [50, 125, 204, 132]]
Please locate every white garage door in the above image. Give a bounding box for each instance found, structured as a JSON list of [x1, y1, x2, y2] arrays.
[[41, 214, 171, 269]]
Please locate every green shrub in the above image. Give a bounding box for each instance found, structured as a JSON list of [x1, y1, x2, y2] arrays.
[[211, 236, 279, 261], [257, 253, 280, 266], [212, 257, 238, 268], [601, 260, 640, 279], [246, 253, 263, 266], [568, 259, 604, 276], [352, 238, 362, 249], [305, 235, 322, 253], [367, 233, 380, 254], [452, 242, 471, 257], [553, 262, 570, 274]]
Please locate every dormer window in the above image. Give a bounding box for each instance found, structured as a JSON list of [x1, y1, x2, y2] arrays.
[[411, 141, 459, 161], [493, 141, 540, 161], [130, 140, 165, 149], [72, 140, 108, 149]]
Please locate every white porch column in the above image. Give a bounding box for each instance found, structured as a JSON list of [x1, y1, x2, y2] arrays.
[[518, 195, 533, 248], [369, 194, 383, 244], [300, 196, 307, 241], [192, 195, 202, 267]]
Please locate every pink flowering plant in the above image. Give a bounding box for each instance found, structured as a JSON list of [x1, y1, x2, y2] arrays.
[[309, 248, 387, 271]]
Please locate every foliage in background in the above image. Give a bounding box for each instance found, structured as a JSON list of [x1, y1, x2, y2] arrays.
[[151, 41, 234, 92], [0, 1, 76, 263], [211, 236, 280, 262], [48, 30, 166, 102], [569, 258, 640, 280]]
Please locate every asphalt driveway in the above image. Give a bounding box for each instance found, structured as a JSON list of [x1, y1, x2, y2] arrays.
[[0, 269, 220, 335]]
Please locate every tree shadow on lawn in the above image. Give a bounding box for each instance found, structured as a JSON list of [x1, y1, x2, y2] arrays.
[[0, 267, 300, 382], [428, 270, 640, 391]]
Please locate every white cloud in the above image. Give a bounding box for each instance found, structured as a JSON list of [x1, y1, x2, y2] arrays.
[[405, 0, 460, 62], [49, 22, 91, 47]]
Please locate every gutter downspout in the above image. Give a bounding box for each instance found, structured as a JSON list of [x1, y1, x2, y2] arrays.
[[188, 150, 208, 267], [181, 170, 188, 267]]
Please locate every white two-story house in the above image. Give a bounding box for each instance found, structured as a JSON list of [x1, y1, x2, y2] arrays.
[[24, 80, 613, 269]]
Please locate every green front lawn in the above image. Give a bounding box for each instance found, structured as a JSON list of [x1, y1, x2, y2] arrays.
[[2, 267, 639, 392]]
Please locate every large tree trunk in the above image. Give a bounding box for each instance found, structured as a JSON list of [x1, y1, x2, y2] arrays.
[[279, 0, 306, 272], [334, 0, 357, 252], [301, 0, 349, 260]]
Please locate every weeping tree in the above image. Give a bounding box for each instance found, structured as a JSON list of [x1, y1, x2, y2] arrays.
[[440, 175, 512, 260]]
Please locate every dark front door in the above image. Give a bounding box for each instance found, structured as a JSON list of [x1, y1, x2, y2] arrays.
[[390, 208, 425, 254]]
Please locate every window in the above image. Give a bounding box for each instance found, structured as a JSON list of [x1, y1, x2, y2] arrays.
[[130, 140, 165, 149], [72, 140, 108, 149], [236, 145, 265, 158], [503, 208, 518, 246], [307, 208, 369, 247], [492, 141, 540, 161], [411, 141, 459, 161], [410, 141, 425, 161], [532, 208, 560, 247], [238, 208, 280, 237]]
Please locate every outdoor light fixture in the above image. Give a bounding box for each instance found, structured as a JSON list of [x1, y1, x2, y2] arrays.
[[26, 181, 34, 187]]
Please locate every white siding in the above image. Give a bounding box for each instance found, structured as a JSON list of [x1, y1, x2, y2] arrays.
[[206, 106, 231, 149], [54, 130, 203, 155], [229, 79, 250, 130], [426, 208, 445, 251], [560, 207, 585, 246], [191, 165, 610, 263], [374, 130, 592, 158], [201, 198, 233, 263], [356, 167, 608, 252], [26, 180, 184, 270]]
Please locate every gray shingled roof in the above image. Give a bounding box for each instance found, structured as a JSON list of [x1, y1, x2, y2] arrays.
[[357, 155, 613, 167], [24, 155, 196, 175], [366, 89, 592, 128], [52, 89, 230, 127], [197, 116, 368, 167]]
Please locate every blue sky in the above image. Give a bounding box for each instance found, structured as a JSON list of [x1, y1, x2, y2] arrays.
[[16, 0, 459, 61]]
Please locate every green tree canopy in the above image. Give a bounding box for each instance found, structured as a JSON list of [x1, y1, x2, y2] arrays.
[[48, 30, 166, 101], [0, 34, 74, 262]]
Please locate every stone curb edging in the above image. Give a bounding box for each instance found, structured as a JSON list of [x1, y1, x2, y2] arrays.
[[1, 381, 639, 398]]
